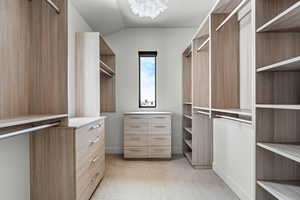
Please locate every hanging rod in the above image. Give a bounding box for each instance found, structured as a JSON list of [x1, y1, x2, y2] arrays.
[[46, 0, 61, 14], [196, 111, 210, 116], [215, 115, 252, 125], [0, 122, 60, 141], [100, 67, 113, 77]]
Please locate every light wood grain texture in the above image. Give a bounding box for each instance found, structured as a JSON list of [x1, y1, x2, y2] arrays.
[[257, 1, 300, 32], [213, 0, 242, 14], [211, 14, 240, 109], [182, 47, 192, 103], [192, 113, 213, 167], [257, 181, 300, 200], [75, 32, 101, 117], [30, 0, 68, 115], [257, 56, 300, 72], [211, 108, 252, 116]]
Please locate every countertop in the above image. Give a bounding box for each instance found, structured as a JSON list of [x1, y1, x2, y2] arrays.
[[68, 116, 106, 128]]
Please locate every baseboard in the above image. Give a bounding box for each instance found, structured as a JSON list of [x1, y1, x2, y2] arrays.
[[213, 163, 252, 200]]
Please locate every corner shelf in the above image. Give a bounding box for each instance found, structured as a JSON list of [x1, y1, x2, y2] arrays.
[[0, 114, 68, 129], [256, 1, 300, 32], [257, 143, 300, 164], [257, 56, 300, 72], [256, 104, 300, 110], [257, 180, 300, 200]]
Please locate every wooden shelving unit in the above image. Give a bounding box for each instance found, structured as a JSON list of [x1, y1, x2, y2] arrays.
[[100, 36, 116, 112], [255, 0, 300, 199]]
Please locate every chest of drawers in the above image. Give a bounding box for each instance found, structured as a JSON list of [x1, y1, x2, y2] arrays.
[[123, 112, 172, 158]]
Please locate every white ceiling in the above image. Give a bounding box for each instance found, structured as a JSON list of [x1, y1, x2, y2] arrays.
[[71, 0, 217, 35]]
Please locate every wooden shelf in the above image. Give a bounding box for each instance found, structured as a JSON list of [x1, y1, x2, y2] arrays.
[[184, 151, 193, 164], [257, 180, 300, 200], [197, 38, 209, 52], [183, 114, 192, 120], [183, 102, 192, 105], [256, 104, 300, 110], [257, 56, 300, 72], [211, 108, 252, 116], [257, 143, 300, 163], [100, 60, 115, 75], [0, 114, 68, 129], [256, 1, 300, 32], [184, 127, 192, 135], [184, 139, 192, 149], [216, 0, 249, 31]]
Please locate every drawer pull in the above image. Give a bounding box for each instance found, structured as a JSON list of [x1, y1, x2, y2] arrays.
[[153, 125, 167, 128], [154, 137, 166, 140], [89, 136, 100, 145], [91, 156, 100, 165], [89, 123, 102, 131], [130, 125, 141, 128], [131, 137, 141, 141], [154, 117, 166, 119], [128, 149, 142, 152]]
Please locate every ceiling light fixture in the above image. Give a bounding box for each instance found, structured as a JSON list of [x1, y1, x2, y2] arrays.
[[128, 0, 168, 19]]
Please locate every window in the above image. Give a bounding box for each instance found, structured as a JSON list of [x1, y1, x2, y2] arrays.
[[139, 51, 157, 108]]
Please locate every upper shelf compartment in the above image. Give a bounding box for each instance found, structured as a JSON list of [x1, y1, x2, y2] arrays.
[[100, 36, 115, 79], [257, 1, 300, 32]]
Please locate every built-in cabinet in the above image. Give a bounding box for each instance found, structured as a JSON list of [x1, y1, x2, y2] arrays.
[[124, 112, 172, 159]]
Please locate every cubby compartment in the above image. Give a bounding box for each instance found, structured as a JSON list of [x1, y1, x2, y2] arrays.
[[211, 2, 253, 121]]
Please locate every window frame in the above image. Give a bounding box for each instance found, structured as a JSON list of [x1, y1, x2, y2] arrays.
[[138, 51, 157, 108]]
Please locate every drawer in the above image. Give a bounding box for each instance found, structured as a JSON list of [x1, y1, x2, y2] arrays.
[[124, 115, 149, 123], [124, 134, 148, 147], [76, 119, 105, 156], [150, 115, 171, 124], [149, 146, 171, 158], [150, 123, 170, 134], [124, 122, 148, 133], [124, 147, 148, 158], [149, 135, 171, 146]]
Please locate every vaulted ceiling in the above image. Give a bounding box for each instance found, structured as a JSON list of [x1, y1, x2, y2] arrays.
[[71, 0, 217, 35]]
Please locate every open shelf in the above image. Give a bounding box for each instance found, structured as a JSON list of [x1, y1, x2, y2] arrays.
[[257, 56, 300, 72], [257, 1, 300, 32], [184, 127, 192, 135], [183, 114, 192, 120], [257, 180, 300, 200], [183, 102, 192, 105], [100, 60, 115, 75], [197, 38, 209, 52], [184, 139, 192, 149], [0, 114, 68, 129], [193, 106, 210, 112], [211, 108, 252, 116], [257, 143, 300, 163], [216, 0, 249, 31], [184, 151, 193, 164], [256, 104, 300, 110]]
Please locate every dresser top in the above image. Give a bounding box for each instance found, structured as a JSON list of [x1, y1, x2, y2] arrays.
[[68, 116, 106, 128], [124, 111, 172, 115]]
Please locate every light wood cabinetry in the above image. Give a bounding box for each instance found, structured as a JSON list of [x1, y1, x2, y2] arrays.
[[123, 112, 172, 159], [254, 0, 300, 199], [30, 117, 106, 200]]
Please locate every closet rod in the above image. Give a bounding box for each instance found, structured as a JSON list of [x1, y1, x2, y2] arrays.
[[46, 0, 61, 14], [0, 122, 60, 141], [100, 67, 113, 77], [196, 111, 210, 116], [215, 115, 252, 125]]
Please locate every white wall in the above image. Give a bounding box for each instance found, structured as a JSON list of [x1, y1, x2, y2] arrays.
[[0, 3, 92, 200], [104, 28, 195, 154], [68, 1, 93, 117]]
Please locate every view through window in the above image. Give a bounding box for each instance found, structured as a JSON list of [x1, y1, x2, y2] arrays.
[[139, 51, 157, 108]]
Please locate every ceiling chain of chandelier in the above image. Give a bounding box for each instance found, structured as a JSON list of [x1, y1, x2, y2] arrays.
[[128, 0, 168, 19]]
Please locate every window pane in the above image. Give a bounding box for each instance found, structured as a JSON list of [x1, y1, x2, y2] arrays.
[[140, 56, 156, 107]]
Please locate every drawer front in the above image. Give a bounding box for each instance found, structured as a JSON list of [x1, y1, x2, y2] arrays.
[[150, 123, 170, 134], [124, 147, 148, 158], [124, 122, 148, 134], [149, 146, 171, 158], [124, 115, 149, 124], [150, 115, 171, 124], [149, 135, 171, 146], [76, 119, 105, 156], [124, 134, 148, 147]]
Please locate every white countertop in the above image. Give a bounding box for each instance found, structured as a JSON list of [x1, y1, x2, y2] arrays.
[[124, 111, 172, 115], [68, 116, 106, 128]]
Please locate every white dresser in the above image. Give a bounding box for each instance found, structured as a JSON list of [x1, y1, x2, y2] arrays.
[[123, 112, 172, 158]]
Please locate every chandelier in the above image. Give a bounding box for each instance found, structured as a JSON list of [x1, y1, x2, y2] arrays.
[[128, 0, 168, 19]]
